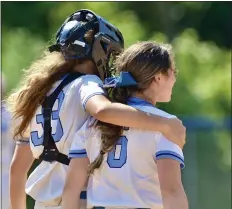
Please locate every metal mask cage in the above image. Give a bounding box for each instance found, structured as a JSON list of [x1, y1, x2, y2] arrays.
[[49, 9, 124, 80]]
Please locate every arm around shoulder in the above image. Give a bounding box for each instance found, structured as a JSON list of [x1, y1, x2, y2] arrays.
[[85, 94, 186, 148], [80, 75, 186, 148]]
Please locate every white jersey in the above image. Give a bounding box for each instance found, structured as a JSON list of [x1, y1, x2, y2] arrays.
[[25, 74, 105, 206], [69, 97, 185, 209]]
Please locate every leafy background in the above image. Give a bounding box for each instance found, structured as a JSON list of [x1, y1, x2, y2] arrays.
[[2, 2, 231, 209]]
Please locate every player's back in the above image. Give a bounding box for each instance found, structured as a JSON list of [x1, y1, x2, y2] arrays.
[[26, 74, 104, 205], [84, 97, 184, 208]]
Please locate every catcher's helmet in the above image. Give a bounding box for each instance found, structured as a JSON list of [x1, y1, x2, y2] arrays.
[[49, 9, 124, 80]]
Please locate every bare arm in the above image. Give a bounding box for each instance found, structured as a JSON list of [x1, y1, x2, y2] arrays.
[[62, 157, 89, 209], [86, 95, 186, 148], [157, 159, 188, 209], [10, 143, 34, 209]]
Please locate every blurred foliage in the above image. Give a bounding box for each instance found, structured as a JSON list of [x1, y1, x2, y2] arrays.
[[1, 2, 231, 209], [2, 2, 231, 48]]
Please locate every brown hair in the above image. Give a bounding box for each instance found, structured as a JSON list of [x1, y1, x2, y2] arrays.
[[88, 41, 175, 174], [6, 29, 96, 139]]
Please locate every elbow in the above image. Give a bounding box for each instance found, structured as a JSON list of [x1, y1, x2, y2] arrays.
[[161, 182, 184, 197], [85, 95, 113, 121], [90, 105, 109, 121], [162, 188, 178, 198], [162, 187, 188, 209], [162, 185, 186, 200]]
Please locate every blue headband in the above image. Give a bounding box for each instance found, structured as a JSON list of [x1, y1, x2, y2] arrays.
[[103, 72, 137, 88]]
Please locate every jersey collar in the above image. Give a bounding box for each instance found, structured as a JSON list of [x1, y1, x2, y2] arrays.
[[127, 97, 154, 108]]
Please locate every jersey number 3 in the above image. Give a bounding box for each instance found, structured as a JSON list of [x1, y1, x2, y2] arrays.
[[31, 91, 65, 146], [107, 136, 128, 168]]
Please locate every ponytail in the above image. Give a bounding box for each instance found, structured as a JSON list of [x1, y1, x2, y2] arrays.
[[88, 87, 131, 174], [88, 150, 105, 174]]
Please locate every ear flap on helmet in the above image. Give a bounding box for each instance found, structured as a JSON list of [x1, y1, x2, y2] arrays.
[[92, 33, 123, 80]]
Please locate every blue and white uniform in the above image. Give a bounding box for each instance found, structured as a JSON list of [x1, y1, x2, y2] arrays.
[[69, 97, 185, 209], [22, 75, 105, 208]]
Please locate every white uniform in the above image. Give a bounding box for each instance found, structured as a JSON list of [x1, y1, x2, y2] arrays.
[[69, 97, 185, 209], [24, 74, 105, 208]]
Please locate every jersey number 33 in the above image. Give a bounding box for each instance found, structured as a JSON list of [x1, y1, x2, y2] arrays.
[[30, 91, 65, 146]]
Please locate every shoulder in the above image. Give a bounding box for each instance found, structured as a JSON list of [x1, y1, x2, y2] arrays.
[[49, 74, 102, 94], [135, 105, 176, 119], [80, 75, 103, 86], [68, 75, 103, 93]]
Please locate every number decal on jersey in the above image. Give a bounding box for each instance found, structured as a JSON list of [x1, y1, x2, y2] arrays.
[[30, 91, 65, 146], [107, 136, 128, 168]]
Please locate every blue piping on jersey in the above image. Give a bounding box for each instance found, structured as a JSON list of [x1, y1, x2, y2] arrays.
[[69, 149, 86, 154], [83, 92, 106, 111], [127, 97, 154, 108], [68, 153, 87, 159], [156, 150, 184, 161], [156, 154, 185, 169], [68, 149, 87, 159], [69, 149, 87, 159], [156, 150, 185, 169]]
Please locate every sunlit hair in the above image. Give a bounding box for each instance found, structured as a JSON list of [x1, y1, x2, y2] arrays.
[[6, 29, 96, 139], [88, 41, 175, 174]]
